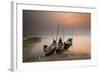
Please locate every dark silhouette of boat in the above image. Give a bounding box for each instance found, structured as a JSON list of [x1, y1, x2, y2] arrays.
[[56, 38, 73, 54], [43, 24, 73, 56], [64, 38, 73, 51], [43, 39, 56, 56]]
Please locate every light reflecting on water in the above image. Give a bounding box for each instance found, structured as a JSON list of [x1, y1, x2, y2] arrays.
[[26, 34, 91, 57], [69, 35, 91, 55]]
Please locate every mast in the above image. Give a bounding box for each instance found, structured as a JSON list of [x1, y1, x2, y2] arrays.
[[56, 24, 64, 42], [56, 24, 59, 46], [62, 24, 64, 42]]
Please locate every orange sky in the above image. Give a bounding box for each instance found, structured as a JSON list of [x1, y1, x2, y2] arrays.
[[52, 12, 91, 27], [23, 10, 91, 34]]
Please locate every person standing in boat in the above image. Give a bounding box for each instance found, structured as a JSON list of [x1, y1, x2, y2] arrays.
[[52, 39, 56, 46], [58, 37, 63, 50], [56, 37, 63, 54]]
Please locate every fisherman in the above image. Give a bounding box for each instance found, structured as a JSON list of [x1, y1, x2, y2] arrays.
[[43, 45, 48, 52], [52, 39, 56, 46], [58, 37, 63, 47], [56, 37, 63, 54]]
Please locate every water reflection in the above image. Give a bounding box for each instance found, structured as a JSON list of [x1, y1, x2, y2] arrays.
[[28, 34, 91, 57]]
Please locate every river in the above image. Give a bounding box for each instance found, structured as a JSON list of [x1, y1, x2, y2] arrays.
[[23, 34, 91, 57]]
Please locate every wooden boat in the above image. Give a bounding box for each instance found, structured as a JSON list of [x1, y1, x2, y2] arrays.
[[43, 24, 73, 56], [43, 45, 56, 56], [56, 38, 73, 54], [63, 38, 73, 51], [43, 39, 56, 56]]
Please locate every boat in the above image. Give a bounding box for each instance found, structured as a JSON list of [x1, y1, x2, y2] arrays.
[[43, 24, 73, 56], [56, 38, 73, 54], [43, 39, 56, 56]]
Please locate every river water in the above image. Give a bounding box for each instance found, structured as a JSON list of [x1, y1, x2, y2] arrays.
[[24, 34, 91, 57]]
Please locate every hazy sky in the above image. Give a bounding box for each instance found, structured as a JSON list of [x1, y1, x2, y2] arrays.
[[23, 10, 91, 35]]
